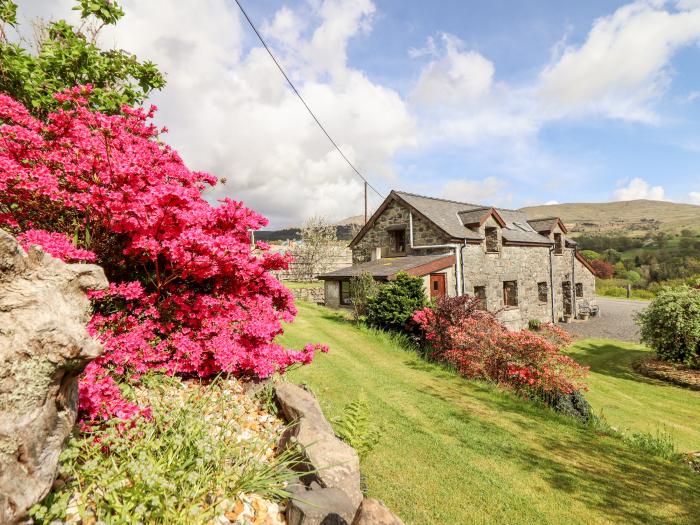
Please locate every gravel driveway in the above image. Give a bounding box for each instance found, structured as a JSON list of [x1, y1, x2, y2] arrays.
[[559, 296, 650, 343]]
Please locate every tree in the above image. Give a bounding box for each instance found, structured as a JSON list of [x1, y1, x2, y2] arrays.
[[602, 248, 622, 264], [579, 249, 600, 261], [625, 270, 642, 284], [348, 271, 379, 321], [289, 215, 344, 281], [0, 0, 165, 117], [590, 259, 614, 279], [0, 88, 326, 424], [637, 287, 700, 368], [366, 272, 427, 331]]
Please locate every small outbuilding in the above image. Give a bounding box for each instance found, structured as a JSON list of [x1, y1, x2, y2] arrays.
[[319, 253, 456, 308]]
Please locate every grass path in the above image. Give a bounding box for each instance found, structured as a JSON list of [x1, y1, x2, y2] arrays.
[[280, 303, 700, 525], [565, 339, 700, 452]]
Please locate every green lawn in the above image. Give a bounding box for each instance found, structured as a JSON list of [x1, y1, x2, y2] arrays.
[[280, 302, 700, 525], [565, 339, 700, 452]]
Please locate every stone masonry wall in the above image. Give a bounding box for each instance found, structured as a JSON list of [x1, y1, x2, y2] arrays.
[[350, 199, 597, 329], [290, 286, 325, 304], [352, 199, 451, 264]]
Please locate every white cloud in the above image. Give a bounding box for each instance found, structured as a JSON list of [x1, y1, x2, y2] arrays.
[[689, 191, 700, 204], [16, 0, 415, 226], [612, 178, 666, 200], [538, 0, 700, 122], [544, 200, 560, 205], [411, 33, 494, 108], [440, 177, 512, 206]]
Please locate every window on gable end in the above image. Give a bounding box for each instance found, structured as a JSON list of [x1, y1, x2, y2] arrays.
[[554, 233, 564, 255], [485, 227, 499, 253], [538, 282, 548, 303], [388, 229, 406, 255]]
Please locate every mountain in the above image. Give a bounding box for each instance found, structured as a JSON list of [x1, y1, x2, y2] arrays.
[[520, 199, 700, 236]]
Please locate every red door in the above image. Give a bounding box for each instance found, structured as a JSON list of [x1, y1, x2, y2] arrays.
[[430, 274, 446, 299]]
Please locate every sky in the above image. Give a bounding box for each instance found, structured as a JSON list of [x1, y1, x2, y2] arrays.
[[13, 0, 700, 226]]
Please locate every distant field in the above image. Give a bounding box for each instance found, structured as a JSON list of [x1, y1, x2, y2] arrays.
[[521, 199, 700, 236]]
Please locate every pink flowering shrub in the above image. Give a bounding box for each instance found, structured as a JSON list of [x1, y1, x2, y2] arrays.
[[17, 230, 97, 262], [413, 296, 587, 396], [0, 86, 327, 426]]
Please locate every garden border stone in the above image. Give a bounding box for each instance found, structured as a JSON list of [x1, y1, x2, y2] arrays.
[[0, 231, 108, 523], [272, 381, 403, 525]]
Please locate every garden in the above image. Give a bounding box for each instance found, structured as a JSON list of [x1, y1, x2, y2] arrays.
[[1, 1, 699, 524], [0, 3, 329, 522]]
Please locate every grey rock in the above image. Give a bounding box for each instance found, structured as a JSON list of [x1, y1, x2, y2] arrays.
[[352, 499, 405, 525], [275, 381, 334, 435], [0, 231, 107, 523], [286, 485, 356, 525], [275, 382, 362, 508]]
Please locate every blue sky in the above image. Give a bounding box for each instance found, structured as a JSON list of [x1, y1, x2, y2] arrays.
[[20, 0, 700, 225]]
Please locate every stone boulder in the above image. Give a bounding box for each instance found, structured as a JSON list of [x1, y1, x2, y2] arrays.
[[0, 231, 108, 523], [275, 382, 363, 508], [352, 499, 405, 525], [286, 484, 356, 525]]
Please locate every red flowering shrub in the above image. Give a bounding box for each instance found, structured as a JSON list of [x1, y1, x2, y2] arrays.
[[0, 86, 328, 425], [590, 259, 614, 279], [413, 296, 587, 396]]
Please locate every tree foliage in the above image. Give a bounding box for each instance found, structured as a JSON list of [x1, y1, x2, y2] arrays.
[[288, 215, 344, 281], [637, 286, 700, 368], [0, 88, 327, 424], [413, 296, 588, 397], [348, 271, 379, 321], [0, 0, 164, 117], [366, 272, 426, 331], [590, 259, 614, 279]]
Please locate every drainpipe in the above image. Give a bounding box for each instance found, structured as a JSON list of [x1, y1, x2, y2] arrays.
[[571, 245, 577, 319], [409, 212, 463, 296], [549, 245, 556, 323], [460, 241, 467, 296]]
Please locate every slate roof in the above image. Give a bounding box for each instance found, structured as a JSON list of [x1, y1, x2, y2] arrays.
[[456, 207, 492, 226], [527, 218, 560, 233], [394, 192, 483, 241], [392, 191, 553, 246], [318, 253, 454, 280]]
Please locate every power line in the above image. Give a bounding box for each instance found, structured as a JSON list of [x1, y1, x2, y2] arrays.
[[232, 0, 384, 199]]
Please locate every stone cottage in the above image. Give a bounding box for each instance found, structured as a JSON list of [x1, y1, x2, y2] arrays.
[[319, 190, 597, 329]]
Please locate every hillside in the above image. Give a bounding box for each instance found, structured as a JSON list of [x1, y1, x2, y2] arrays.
[[520, 200, 700, 236]]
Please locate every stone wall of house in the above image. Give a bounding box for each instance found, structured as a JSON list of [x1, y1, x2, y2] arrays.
[[349, 199, 597, 329], [551, 250, 596, 320], [462, 243, 552, 329], [324, 280, 341, 308], [352, 199, 450, 264], [462, 243, 596, 330], [290, 285, 325, 304]]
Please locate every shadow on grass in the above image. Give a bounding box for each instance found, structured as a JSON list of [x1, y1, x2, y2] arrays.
[[569, 341, 659, 384], [424, 380, 700, 524]]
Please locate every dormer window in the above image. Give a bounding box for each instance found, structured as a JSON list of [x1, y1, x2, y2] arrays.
[[485, 227, 499, 253], [554, 233, 563, 255]]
